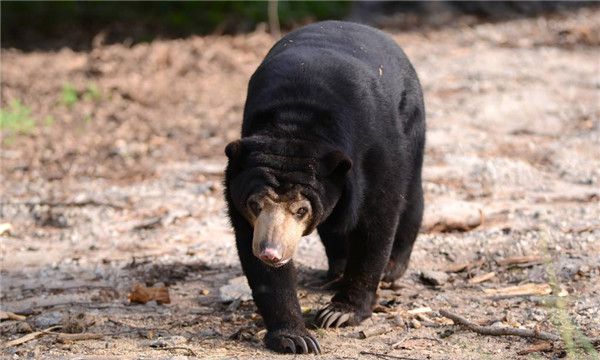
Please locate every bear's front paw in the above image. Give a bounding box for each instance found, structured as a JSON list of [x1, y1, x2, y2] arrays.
[[315, 302, 369, 328], [265, 328, 321, 354]]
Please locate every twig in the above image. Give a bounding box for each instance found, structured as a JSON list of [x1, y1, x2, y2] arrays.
[[483, 283, 551, 298], [56, 333, 104, 342], [0, 311, 27, 321], [468, 271, 496, 284], [3, 325, 62, 348], [444, 259, 485, 273], [359, 351, 420, 360], [496, 255, 544, 266], [9, 199, 125, 210], [439, 310, 560, 341], [155, 347, 197, 357], [267, 0, 280, 39]]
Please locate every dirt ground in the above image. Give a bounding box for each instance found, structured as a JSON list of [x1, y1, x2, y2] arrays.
[[1, 8, 599, 360]]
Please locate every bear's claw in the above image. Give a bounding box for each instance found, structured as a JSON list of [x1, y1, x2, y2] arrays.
[[315, 303, 355, 328], [265, 330, 321, 354]]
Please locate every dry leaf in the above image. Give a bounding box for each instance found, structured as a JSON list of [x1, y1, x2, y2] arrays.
[[128, 283, 170, 304]]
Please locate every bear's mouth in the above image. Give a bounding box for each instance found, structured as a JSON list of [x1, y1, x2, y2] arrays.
[[268, 258, 291, 268]]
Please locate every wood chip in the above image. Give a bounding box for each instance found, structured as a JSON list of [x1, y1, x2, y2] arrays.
[[0, 311, 27, 321], [359, 325, 390, 339], [444, 259, 485, 273], [483, 283, 551, 298], [468, 271, 496, 284], [517, 341, 553, 355], [0, 223, 12, 236], [407, 307, 432, 315], [496, 255, 543, 266], [2, 325, 62, 348], [128, 283, 171, 304]]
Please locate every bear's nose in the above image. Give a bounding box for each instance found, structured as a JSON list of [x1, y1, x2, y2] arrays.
[[259, 247, 282, 263]]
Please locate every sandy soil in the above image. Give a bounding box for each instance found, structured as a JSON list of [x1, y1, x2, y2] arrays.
[[1, 8, 599, 360]]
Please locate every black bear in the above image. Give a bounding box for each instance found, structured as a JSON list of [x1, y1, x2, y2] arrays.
[[224, 20, 425, 354]]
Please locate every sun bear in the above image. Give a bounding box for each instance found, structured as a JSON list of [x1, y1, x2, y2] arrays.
[[224, 20, 425, 354]]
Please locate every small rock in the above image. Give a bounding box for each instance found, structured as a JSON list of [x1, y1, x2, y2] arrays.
[[16, 322, 32, 333], [29, 311, 63, 329], [419, 270, 449, 287], [219, 276, 252, 302]]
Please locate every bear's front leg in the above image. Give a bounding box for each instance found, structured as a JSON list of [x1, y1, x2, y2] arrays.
[[316, 212, 398, 328], [234, 223, 321, 354]]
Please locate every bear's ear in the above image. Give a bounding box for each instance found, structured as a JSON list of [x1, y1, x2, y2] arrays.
[[225, 140, 242, 160], [322, 150, 352, 177]]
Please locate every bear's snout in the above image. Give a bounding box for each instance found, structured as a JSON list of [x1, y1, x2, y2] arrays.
[[259, 246, 282, 264]]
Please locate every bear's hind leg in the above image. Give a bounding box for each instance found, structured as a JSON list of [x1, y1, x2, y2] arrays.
[[318, 228, 348, 285], [382, 177, 424, 283]]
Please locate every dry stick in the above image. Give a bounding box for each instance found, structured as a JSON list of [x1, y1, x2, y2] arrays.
[[0, 311, 27, 321], [359, 351, 420, 360], [156, 347, 197, 357], [3, 325, 62, 348], [267, 0, 280, 39], [439, 310, 560, 342], [13, 199, 125, 210]]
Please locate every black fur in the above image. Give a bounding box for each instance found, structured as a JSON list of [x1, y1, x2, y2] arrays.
[[224, 20, 425, 354]]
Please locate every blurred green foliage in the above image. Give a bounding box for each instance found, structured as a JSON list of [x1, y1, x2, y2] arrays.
[[1, 1, 351, 49], [0, 100, 36, 135], [60, 84, 79, 107]]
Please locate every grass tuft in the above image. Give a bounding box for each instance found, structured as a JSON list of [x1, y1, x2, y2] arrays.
[[0, 100, 36, 135]]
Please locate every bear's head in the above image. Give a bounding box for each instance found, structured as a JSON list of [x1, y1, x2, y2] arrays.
[[225, 136, 352, 267]]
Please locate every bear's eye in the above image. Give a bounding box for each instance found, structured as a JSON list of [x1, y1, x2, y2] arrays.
[[295, 207, 308, 218], [248, 200, 262, 216]]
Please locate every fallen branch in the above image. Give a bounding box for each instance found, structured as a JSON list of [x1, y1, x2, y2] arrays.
[[3, 325, 62, 348], [56, 333, 104, 342], [439, 310, 560, 342]]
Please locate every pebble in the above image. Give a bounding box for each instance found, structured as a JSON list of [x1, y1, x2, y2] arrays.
[[28, 311, 63, 329], [219, 276, 252, 302], [419, 270, 449, 287]]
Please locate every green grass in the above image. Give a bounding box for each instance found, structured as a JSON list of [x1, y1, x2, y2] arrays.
[[0, 100, 36, 135], [540, 230, 599, 360], [83, 83, 102, 102], [61, 83, 102, 106], [60, 84, 78, 107]]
